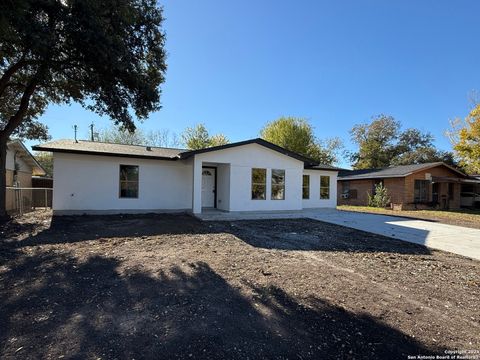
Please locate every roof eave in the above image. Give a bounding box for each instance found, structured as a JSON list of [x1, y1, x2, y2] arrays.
[[31, 146, 179, 161], [9, 140, 47, 176]]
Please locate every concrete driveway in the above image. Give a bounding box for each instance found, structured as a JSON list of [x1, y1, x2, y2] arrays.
[[198, 209, 480, 261]]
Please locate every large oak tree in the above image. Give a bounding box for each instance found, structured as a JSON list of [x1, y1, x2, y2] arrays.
[[349, 115, 455, 169], [0, 0, 167, 216]]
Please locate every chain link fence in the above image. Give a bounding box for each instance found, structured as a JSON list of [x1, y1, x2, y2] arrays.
[[6, 187, 53, 215]]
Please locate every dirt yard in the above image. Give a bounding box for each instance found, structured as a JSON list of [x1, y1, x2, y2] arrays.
[[1, 211, 479, 359]]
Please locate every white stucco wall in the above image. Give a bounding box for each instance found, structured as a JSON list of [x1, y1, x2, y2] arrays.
[[193, 143, 304, 213], [53, 153, 192, 214], [51, 143, 338, 215], [302, 169, 338, 208], [216, 164, 230, 211]]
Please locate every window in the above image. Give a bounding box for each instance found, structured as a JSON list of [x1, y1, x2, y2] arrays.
[[302, 175, 310, 199], [448, 183, 455, 200], [414, 180, 429, 202], [271, 169, 285, 200], [119, 165, 139, 198], [320, 176, 330, 199], [251, 168, 266, 200]]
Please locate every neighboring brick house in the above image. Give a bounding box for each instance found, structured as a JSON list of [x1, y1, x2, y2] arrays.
[[5, 140, 46, 213], [338, 162, 469, 210]]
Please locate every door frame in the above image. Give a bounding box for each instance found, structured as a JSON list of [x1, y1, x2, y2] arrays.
[[202, 166, 217, 208]]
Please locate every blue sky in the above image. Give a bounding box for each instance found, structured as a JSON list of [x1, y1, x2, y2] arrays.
[[28, 0, 480, 166]]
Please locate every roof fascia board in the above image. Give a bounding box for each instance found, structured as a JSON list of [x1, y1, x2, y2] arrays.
[[31, 146, 179, 161]]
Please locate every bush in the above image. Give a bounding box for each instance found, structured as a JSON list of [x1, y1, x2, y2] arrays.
[[367, 183, 391, 208]]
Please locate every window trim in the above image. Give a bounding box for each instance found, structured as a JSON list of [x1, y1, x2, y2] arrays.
[[320, 175, 330, 200], [251, 168, 267, 200], [302, 174, 310, 200], [271, 169, 285, 200], [414, 179, 429, 203], [119, 164, 139, 199]]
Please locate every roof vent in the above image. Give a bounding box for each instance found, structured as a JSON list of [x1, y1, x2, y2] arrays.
[[146, 146, 152, 151]]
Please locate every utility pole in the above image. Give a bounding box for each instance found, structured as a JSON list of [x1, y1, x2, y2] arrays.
[[90, 123, 95, 141]]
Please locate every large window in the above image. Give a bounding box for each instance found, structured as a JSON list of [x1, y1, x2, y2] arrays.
[[414, 180, 429, 202], [251, 168, 266, 200], [119, 165, 139, 198], [302, 175, 310, 199], [271, 169, 285, 200], [320, 176, 330, 199]]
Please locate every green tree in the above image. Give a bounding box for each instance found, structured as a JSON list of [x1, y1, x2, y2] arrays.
[[367, 182, 391, 208], [94, 126, 180, 148], [349, 115, 400, 169], [447, 104, 480, 174], [0, 0, 167, 216], [260, 117, 343, 165], [350, 115, 453, 169], [34, 151, 53, 177], [181, 124, 229, 150]]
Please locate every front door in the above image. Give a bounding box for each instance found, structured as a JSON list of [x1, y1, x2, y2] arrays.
[[202, 168, 216, 208]]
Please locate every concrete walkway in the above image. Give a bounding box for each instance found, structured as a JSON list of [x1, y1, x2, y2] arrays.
[[197, 209, 480, 261]]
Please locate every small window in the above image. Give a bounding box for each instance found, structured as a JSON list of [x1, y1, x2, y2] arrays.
[[252, 168, 266, 200], [271, 169, 285, 200], [414, 180, 429, 202], [320, 176, 330, 199], [302, 175, 310, 199], [202, 170, 213, 176], [120, 165, 139, 198]]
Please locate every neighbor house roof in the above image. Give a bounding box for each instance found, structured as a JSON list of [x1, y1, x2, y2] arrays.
[[32, 138, 340, 171], [8, 139, 46, 176], [338, 162, 466, 180]]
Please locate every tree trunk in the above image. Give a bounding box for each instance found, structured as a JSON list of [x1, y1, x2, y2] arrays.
[[0, 138, 8, 219]]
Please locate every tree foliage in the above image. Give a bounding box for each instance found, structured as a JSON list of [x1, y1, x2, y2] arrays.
[[181, 124, 229, 150], [34, 151, 53, 177], [447, 104, 480, 174], [94, 126, 180, 148], [0, 0, 167, 216], [367, 182, 391, 208], [260, 117, 343, 165], [350, 115, 455, 169]]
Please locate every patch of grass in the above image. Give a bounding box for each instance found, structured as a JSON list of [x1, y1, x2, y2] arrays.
[[337, 205, 480, 228]]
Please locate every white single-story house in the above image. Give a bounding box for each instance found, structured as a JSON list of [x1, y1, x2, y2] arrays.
[[32, 138, 339, 215]]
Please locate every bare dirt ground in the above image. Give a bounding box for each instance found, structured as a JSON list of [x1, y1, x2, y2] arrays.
[[1, 210, 479, 359]]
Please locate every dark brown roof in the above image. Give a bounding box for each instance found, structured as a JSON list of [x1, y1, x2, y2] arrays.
[[339, 162, 466, 180]]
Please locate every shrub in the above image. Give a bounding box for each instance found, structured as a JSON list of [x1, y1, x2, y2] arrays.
[[367, 183, 391, 208]]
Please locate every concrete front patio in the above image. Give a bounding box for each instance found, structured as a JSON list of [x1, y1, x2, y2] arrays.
[[197, 208, 480, 261]]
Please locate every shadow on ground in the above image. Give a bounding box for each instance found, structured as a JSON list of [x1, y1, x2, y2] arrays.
[[0, 249, 438, 359], [6, 213, 431, 255]]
